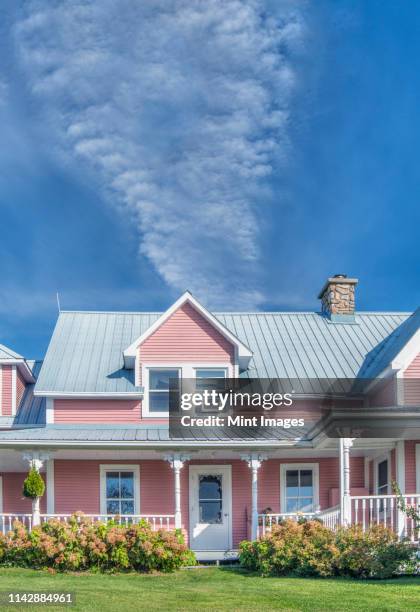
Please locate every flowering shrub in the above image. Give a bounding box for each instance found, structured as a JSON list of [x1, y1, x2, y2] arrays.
[[0, 514, 195, 572], [335, 524, 412, 579], [240, 519, 338, 577], [239, 519, 413, 579]]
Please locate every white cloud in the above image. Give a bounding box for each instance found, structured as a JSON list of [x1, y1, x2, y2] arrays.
[[14, 0, 304, 309]]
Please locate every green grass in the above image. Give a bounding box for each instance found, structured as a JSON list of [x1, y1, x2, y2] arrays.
[[0, 567, 418, 611]]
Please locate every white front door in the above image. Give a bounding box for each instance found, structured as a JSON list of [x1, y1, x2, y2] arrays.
[[189, 465, 232, 551]]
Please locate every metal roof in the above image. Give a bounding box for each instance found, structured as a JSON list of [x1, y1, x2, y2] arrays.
[[0, 343, 23, 360], [0, 424, 313, 445], [34, 310, 415, 395]]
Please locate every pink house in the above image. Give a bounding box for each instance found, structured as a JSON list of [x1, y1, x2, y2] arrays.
[[0, 276, 419, 560]]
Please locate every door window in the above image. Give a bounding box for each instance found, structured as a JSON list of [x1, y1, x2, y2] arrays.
[[199, 475, 222, 523], [377, 459, 388, 496]]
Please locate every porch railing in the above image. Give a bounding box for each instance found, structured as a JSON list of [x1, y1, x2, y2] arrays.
[[0, 513, 175, 533], [0, 513, 33, 532], [257, 495, 419, 542], [350, 494, 420, 542]]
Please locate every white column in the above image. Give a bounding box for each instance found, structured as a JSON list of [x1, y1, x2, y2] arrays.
[[165, 454, 190, 529], [23, 452, 51, 526], [241, 453, 267, 540], [46, 459, 55, 514], [339, 438, 353, 526], [395, 441, 406, 537]]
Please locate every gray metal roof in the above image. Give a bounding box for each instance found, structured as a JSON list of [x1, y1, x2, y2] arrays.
[[34, 310, 415, 394], [0, 424, 312, 444], [0, 343, 23, 360]]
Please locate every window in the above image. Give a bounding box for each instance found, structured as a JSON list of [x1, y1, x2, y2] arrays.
[[100, 465, 140, 515], [199, 474, 223, 523], [148, 368, 179, 414], [281, 464, 319, 513], [195, 368, 227, 410], [105, 471, 135, 514], [377, 459, 388, 496]]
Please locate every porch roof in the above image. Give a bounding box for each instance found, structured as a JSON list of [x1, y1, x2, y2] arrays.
[[0, 423, 314, 446], [34, 310, 413, 395]]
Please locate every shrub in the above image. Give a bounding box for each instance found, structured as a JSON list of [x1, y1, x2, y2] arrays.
[[335, 524, 412, 579], [239, 519, 413, 579], [0, 514, 195, 573], [22, 468, 45, 499], [240, 519, 338, 577]]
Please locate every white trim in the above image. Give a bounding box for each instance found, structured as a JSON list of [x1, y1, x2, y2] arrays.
[[0, 360, 35, 383], [46, 398, 54, 424], [99, 464, 140, 515], [0, 475, 2, 513], [364, 457, 370, 491], [123, 292, 252, 370], [391, 327, 420, 371], [416, 444, 420, 493], [396, 441, 406, 494], [34, 392, 144, 399], [189, 464, 232, 551], [142, 362, 233, 418], [0, 366, 2, 416], [373, 452, 391, 495], [46, 459, 55, 513], [11, 366, 16, 416], [280, 463, 320, 512]]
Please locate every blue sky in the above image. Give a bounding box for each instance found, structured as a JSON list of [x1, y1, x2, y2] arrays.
[[0, 0, 419, 359]]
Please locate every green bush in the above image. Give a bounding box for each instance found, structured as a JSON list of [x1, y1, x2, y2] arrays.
[[240, 519, 338, 577], [0, 514, 195, 572], [239, 519, 413, 579], [335, 524, 412, 579], [22, 468, 45, 500]]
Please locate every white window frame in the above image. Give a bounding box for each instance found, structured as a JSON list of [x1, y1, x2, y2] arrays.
[[141, 363, 233, 418], [280, 463, 320, 513], [100, 464, 140, 515], [373, 452, 391, 495]]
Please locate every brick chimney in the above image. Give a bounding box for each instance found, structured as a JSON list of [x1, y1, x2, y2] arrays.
[[318, 274, 358, 321]]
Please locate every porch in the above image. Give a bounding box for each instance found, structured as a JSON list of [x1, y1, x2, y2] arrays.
[[0, 439, 419, 557]]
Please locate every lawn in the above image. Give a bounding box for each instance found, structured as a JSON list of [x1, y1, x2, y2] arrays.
[[0, 567, 418, 611]]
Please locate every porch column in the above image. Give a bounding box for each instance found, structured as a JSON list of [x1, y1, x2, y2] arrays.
[[339, 438, 353, 526], [395, 441, 406, 538], [22, 451, 51, 526], [241, 453, 267, 540], [165, 454, 190, 529]]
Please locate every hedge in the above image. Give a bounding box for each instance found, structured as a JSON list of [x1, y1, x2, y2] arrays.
[[0, 513, 195, 572]]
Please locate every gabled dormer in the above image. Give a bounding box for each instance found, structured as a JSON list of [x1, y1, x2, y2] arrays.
[[123, 292, 253, 417], [0, 344, 35, 417]]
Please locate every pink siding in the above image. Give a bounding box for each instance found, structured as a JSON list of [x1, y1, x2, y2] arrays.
[[16, 370, 26, 408], [1, 366, 12, 416], [1, 473, 46, 513], [54, 460, 173, 516], [54, 400, 141, 424], [52, 457, 365, 549], [403, 353, 420, 406], [139, 302, 234, 365], [405, 440, 419, 493]]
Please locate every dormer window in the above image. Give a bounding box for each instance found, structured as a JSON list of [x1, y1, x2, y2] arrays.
[[147, 368, 180, 415]]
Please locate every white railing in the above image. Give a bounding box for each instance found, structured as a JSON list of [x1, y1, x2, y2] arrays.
[[318, 505, 341, 531], [0, 513, 32, 532], [350, 494, 420, 542], [0, 514, 175, 532], [257, 512, 319, 537]]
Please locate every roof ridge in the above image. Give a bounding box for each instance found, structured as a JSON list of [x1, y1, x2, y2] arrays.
[[58, 310, 413, 316]]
